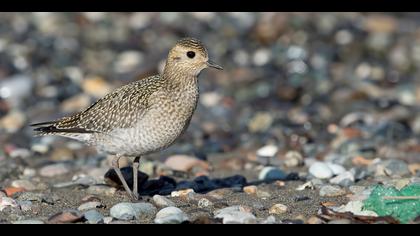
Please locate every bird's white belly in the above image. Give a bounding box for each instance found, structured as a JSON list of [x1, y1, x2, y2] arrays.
[[93, 104, 194, 157]]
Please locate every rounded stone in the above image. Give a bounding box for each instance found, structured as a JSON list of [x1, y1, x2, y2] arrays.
[[110, 202, 157, 221], [154, 207, 189, 224], [269, 204, 288, 215], [309, 162, 334, 179]]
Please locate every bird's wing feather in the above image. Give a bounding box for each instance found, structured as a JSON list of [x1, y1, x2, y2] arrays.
[[31, 75, 163, 134]]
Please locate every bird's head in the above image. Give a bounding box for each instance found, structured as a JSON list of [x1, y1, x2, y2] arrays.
[[165, 37, 223, 77]]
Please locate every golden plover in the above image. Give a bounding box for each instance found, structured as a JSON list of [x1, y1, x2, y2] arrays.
[[31, 37, 223, 200]]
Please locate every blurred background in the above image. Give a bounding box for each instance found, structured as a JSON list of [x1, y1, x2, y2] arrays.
[[0, 12, 419, 182]]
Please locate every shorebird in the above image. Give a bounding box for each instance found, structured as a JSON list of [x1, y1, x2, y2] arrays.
[[31, 37, 223, 200]]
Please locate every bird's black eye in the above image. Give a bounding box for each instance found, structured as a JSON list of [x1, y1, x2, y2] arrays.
[[187, 51, 196, 59]]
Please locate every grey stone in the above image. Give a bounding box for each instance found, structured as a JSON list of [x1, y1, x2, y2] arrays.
[[319, 185, 346, 197], [84, 209, 104, 224], [154, 207, 189, 224], [258, 167, 287, 181], [329, 171, 355, 187], [152, 195, 176, 208], [214, 206, 257, 224], [110, 202, 157, 220]]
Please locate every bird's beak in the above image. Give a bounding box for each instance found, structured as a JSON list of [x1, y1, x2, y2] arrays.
[[207, 60, 223, 70]]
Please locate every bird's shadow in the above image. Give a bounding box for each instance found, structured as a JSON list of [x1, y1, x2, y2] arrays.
[[104, 167, 301, 196]]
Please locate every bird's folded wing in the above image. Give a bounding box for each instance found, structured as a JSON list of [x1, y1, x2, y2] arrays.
[[31, 76, 162, 134]]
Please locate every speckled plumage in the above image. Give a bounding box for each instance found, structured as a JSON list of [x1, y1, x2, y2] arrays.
[[31, 37, 222, 200]]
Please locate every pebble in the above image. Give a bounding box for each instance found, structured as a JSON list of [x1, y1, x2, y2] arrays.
[[258, 166, 287, 181], [11, 180, 37, 191], [12, 219, 45, 224], [309, 162, 334, 179], [171, 188, 195, 197], [256, 189, 271, 199], [61, 94, 91, 113], [23, 168, 37, 177], [0, 75, 33, 106], [0, 110, 26, 133], [39, 163, 72, 177], [214, 206, 257, 224], [78, 201, 104, 211], [325, 163, 346, 175], [164, 155, 209, 173], [4, 187, 25, 197], [296, 181, 314, 191], [110, 202, 157, 221], [284, 151, 304, 167], [243, 185, 258, 195], [381, 159, 411, 177], [103, 217, 113, 224], [152, 195, 176, 208], [82, 76, 113, 98], [0, 197, 18, 211], [48, 210, 83, 224], [248, 112, 273, 133], [114, 51, 144, 74], [269, 203, 288, 215], [319, 185, 346, 197], [50, 148, 75, 161], [256, 145, 278, 158], [30, 143, 49, 154], [307, 216, 323, 224], [198, 198, 213, 208], [83, 209, 104, 224], [9, 148, 31, 159], [154, 207, 189, 224], [329, 171, 355, 187], [87, 185, 117, 196]]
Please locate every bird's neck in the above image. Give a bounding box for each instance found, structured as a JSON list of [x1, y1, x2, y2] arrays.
[[162, 66, 199, 92]]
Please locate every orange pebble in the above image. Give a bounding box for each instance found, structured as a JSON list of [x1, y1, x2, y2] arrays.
[[352, 156, 373, 166], [4, 187, 26, 197]]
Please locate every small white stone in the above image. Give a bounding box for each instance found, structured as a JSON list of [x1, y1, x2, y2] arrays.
[[201, 92, 223, 108], [256, 145, 278, 158], [296, 181, 314, 191], [309, 162, 334, 179], [253, 49, 271, 66], [284, 151, 304, 167], [326, 162, 346, 175]]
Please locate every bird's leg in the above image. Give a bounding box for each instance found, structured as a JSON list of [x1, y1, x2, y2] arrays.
[[112, 154, 136, 200], [132, 156, 141, 200]]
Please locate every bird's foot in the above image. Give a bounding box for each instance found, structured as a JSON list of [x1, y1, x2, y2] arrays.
[[129, 191, 140, 202]]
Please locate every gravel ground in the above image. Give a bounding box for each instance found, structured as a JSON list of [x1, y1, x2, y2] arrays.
[[0, 12, 419, 224]]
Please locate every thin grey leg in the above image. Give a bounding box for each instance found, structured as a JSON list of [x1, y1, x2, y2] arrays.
[[112, 154, 136, 200], [132, 156, 141, 200]]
